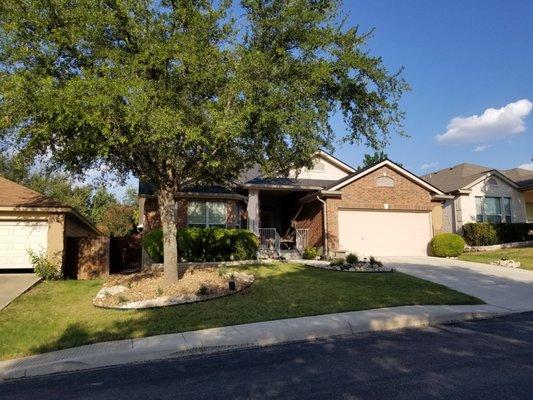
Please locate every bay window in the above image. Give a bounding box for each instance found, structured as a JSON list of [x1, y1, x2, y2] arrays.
[[187, 201, 227, 228], [474, 196, 512, 223]]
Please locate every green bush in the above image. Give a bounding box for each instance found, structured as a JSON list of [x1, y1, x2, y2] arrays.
[[142, 227, 259, 262], [493, 223, 533, 244], [431, 233, 465, 257], [462, 223, 498, 246], [462, 222, 533, 246], [302, 247, 318, 260], [330, 257, 345, 267], [28, 250, 62, 280], [346, 253, 358, 264], [231, 229, 259, 261], [141, 228, 164, 262]]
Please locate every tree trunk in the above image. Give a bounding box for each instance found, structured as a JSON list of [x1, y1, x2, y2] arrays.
[[157, 187, 179, 283]]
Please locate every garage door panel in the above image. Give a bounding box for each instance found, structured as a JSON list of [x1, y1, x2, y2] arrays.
[[0, 221, 48, 269], [338, 210, 431, 256]]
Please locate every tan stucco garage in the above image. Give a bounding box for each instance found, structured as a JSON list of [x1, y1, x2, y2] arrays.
[[338, 209, 433, 256], [0, 177, 100, 270]]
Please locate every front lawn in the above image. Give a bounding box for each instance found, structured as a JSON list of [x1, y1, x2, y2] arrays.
[[0, 263, 482, 360], [459, 247, 533, 271]]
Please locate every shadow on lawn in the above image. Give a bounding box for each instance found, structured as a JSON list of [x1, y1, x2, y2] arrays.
[[29, 263, 482, 356]]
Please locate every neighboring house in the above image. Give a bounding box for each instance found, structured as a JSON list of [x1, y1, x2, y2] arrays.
[[422, 163, 533, 233], [139, 151, 448, 257], [0, 176, 100, 271]]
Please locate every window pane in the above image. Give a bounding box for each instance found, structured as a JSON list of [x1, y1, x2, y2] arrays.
[[486, 214, 502, 224], [207, 202, 227, 226], [188, 201, 206, 226], [475, 197, 483, 222], [503, 198, 511, 214], [484, 197, 501, 215]]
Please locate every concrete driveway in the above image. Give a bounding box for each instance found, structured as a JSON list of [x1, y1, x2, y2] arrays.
[[382, 257, 533, 313], [0, 274, 41, 311]]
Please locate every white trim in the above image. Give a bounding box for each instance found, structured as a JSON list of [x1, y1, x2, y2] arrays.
[[318, 151, 355, 173], [328, 160, 446, 195], [463, 170, 519, 190]]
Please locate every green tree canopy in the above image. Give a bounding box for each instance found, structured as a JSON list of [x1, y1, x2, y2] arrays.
[[0, 0, 408, 281]]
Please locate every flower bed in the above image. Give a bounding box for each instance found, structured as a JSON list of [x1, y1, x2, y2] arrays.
[[93, 267, 254, 309], [304, 260, 394, 273]]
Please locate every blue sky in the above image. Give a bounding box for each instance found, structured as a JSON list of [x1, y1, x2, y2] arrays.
[[332, 0, 533, 173]]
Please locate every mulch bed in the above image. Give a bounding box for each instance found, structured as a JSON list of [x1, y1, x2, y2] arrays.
[[93, 267, 254, 309]]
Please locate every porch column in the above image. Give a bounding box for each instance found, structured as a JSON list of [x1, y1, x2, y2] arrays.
[[247, 189, 260, 235]]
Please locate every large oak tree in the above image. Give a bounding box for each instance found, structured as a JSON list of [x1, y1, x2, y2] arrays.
[[0, 0, 408, 282]]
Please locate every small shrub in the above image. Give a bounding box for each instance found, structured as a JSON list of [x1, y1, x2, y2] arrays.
[[462, 223, 498, 246], [302, 247, 318, 260], [156, 287, 164, 296], [196, 284, 209, 296], [431, 233, 465, 257], [117, 295, 128, 304], [346, 253, 359, 264], [230, 229, 259, 261], [141, 228, 164, 262], [27, 250, 62, 280], [330, 257, 345, 267]]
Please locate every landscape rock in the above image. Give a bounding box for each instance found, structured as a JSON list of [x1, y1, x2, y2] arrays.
[[490, 259, 521, 269]]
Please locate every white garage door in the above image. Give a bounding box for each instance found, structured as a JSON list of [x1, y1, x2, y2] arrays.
[[0, 221, 48, 269], [338, 210, 432, 257]]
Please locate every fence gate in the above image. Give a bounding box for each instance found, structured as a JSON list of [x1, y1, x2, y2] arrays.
[[110, 234, 142, 273]]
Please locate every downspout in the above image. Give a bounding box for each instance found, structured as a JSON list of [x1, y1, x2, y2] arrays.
[[316, 196, 328, 256]]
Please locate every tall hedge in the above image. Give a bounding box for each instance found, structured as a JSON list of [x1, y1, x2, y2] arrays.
[[462, 223, 533, 246], [142, 227, 259, 262]]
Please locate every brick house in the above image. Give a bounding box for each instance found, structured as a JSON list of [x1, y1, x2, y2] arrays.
[[138, 151, 449, 257]]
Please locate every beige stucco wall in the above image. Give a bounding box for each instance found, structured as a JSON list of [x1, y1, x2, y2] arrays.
[[431, 204, 443, 234], [454, 176, 527, 232]]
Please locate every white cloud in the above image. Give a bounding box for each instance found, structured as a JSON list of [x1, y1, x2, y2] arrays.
[[419, 162, 439, 171], [518, 162, 533, 171], [473, 144, 491, 152], [436, 99, 533, 145]]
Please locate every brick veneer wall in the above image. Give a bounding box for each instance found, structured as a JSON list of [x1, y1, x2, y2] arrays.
[[143, 197, 242, 230], [326, 166, 437, 251], [77, 236, 110, 279], [294, 201, 324, 250]]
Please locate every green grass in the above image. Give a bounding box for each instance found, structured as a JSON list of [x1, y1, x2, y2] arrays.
[[0, 263, 482, 360], [459, 247, 533, 270]]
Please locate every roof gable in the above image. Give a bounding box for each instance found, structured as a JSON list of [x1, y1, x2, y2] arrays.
[[328, 159, 445, 195], [288, 151, 355, 181], [0, 176, 66, 208]]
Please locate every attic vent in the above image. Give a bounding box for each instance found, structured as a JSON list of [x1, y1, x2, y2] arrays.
[[487, 177, 498, 186], [376, 176, 395, 188]]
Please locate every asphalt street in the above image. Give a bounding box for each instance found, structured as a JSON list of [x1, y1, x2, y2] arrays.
[[2, 312, 532, 400]]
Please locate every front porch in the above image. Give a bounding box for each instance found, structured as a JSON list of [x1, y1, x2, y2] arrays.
[[246, 188, 319, 257]]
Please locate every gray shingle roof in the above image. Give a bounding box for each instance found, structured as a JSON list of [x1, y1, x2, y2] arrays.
[[244, 177, 338, 189], [422, 163, 533, 193]]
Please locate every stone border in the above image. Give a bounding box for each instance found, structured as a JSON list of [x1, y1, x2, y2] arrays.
[[150, 259, 274, 269], [302, 260, 394, 273], [464, 240, 533, 252], [93, 272, 255, 310]]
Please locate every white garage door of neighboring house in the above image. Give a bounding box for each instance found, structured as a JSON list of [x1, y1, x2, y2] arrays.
[[0, 221, 48, 269], [338, 210, 432, 257]]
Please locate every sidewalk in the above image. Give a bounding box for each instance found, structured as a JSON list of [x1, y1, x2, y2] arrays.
[[0, 303, 507, 381]]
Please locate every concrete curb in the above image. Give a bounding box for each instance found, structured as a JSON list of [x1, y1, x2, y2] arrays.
[[0, 304, 508, 381]]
